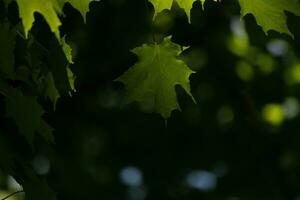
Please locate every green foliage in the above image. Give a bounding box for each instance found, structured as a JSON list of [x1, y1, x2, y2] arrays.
[[150, 0, 199, 22], [150, 0, 300, 36], [239, 0, 300, 36], [150, 0, 173, 18], [117, 37, 195, 119], [0, 0, 84, 149], [16, 0, 62, 39], [0, 82, 53, 146], [16, 0, 96, 39], [62, 37, 74, 64], [64, 0, 94, 21], [44, 72, 60, 110], [1, 0, 300, 199]]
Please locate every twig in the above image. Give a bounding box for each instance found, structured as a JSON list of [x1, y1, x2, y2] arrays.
[[1, 190, 24, 200]]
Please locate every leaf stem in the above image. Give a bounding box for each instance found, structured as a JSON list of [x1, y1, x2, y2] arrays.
[[1, 190, 24, 200]]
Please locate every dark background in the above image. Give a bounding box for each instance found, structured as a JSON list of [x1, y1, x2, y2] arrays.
[[2, 0, 300, 199]]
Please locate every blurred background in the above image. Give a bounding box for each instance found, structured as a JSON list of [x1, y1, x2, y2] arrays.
[[2, 0, 300, 199]]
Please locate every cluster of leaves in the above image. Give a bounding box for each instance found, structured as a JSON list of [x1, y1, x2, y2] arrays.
[[0, 0, 300, 199], [118, 0, 300, 119]]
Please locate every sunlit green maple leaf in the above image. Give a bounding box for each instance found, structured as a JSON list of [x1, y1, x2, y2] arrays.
[[62, 36, 74, 64], [61, 37, 76, 93], [149, 0, 173, 17], [67, 67, 76, 92], [16, 0, 62, 39], [239, 0, 300, 36], [16, 0, 96, 39], [150, 0, 197, 22], [176, 0, 197, 22], [117, 37, 195, 119], [64, 0, 94, 21]]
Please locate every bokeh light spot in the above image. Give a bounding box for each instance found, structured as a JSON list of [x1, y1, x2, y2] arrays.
[[262, 104, 284, 126], [120, 166, 143, 187], [186, 170, 217, 191]]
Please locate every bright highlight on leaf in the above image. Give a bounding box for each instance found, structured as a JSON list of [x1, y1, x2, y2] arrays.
[[16, 0, 62, 39], [176, 0, 197, 22], [60, 0, 94, 21], [239, 0, 300, 37], [62, 37, 74, 64], [16, 0, 96, 39], [149, 0, 173, 18], [150, 0, 198, 22], [117, 37, 195, 119]]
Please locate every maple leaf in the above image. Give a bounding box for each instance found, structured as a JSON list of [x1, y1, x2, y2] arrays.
[[150, 0, 206, 22], [16, 0, 96, 39], [65, 0, 94, 21], [116, 37, 195, 119], [48, 37, 76, 97], [176, 0, 197, 22], [44, 72, 60, 109], [239, 0, 300, 36], [62, 37, 74, 64], [0, 81, 54, 146], [16, 0, 62, 39], [61, 37, 76, 93], [149, 0, 173, 18]]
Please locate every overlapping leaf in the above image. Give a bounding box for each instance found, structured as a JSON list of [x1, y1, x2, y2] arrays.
[[44, 72, 61, 109], [0, 82, 53, 146]]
